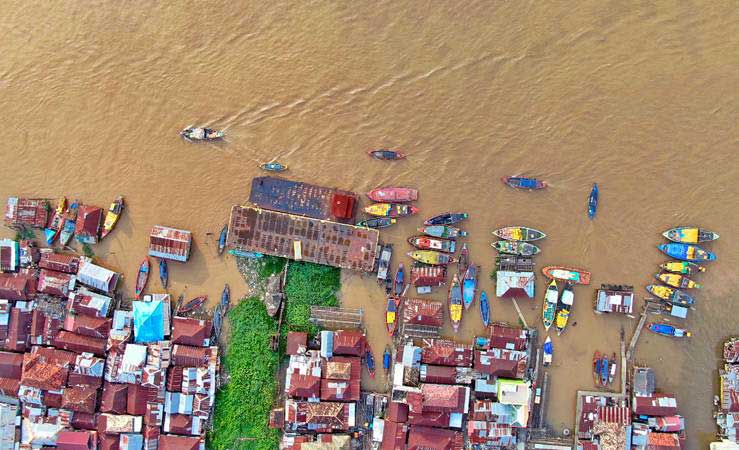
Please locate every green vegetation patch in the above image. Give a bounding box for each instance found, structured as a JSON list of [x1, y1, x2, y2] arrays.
[[284, 261, 340, 335]]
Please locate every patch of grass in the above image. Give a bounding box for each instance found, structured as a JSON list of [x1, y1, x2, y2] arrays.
[[209, 298, 280, 450], [82, 243, 94, 258], [257, 256, 286, 279], [284, 261, 340, 335]]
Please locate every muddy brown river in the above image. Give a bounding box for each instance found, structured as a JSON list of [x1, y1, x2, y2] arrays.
[[1, 2, 738, 447]]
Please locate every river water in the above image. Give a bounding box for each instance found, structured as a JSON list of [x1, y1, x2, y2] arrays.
[[1, 2, 737, 447]]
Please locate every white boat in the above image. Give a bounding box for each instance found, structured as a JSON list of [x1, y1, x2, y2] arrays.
[[180, 127, 225, 141]]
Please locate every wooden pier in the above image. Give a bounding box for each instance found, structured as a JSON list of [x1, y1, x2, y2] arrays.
[[309, 306, 363, 329]]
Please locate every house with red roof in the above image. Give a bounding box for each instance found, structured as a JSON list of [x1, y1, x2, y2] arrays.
[[64, 314, 112, 339], [0, 273, 36, 301], [171, 317, 212, 347], [62, 386, 98, 414], [75, 205, 103, 244], [284, 400, 356, 433], [320, 356, 361, 402], [474, 348, 528, 378], [157, 434, 205, 450], [402, 298, 444, 327], [634, 394, 678, 417], [487, 324, 530, 351], [54, 330, 107, 356], [420, 339, 473, 367], [331, 330, 365, 357], [56, 430, 97, 450], [4, 197, 49, 229], [39, 251, 80, 274], [38, 269, 76, 297], [286, 331, 308, 356], [406, 425, 464, 450], [5, 304, 33, 352]]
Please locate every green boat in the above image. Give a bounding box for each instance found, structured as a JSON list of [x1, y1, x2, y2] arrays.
[[491, 241, 540, 256], [492, 226, 546, 242], [542, 279, 558, 331]]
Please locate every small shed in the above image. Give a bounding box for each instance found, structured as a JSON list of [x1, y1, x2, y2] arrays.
[[4, 197, 49, 229], [75, 206, 103, 245], [495, 271, 535, 299], [76, 257, 120, 294], [149, 226, 192, 262]]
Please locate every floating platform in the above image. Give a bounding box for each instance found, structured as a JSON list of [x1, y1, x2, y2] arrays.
[[227, 206, 378, 271], [249, 176, 358, 222]]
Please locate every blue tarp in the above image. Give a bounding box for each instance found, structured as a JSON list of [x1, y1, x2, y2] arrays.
[[133, 300, 164, 343]]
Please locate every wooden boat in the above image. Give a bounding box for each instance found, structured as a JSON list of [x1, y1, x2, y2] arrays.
[[656, 273, 701, 289], [608, 352, 616, 385], [448, 274, 463, 333], [368, 149, 405, 160], [648, 322, 691, 338], [181, 127, 224, 141], [377, 244, 392, 280], [383, 345, 392, 375], [542, 266, 591, 285], [218, 225, 228, 255], [542, 279, 558, 331], [386, 296, 400, 336], [367, 187, 418, 203], [555, 282, 574, 336], [663, 227, 719, 244], [407, 250, 455, 266], [365, 347, 376, 378], [179, 296, 207, 314], [159, 259, 168, 289], [424, 212, 468, 226], [418, 225, 466, 239], [660, 260, 706, 276], [588, 183, 599, 220], [479, 291, 490, 327], [408, 236, 456, 253], [260, 162, 288, 172], [135, 258, 150, 299], [228, 249, 263, 258], [658, 243, 716, 262], [357, 217, 397, 229], [462, 264, 478, 310], [492, 226, 546, 242], [221, 284, 230, 314], [543, 336, 553, 366], [492, 241, 540, 256], [100, 196, 124, 240], [44, 197, 67, 245], [394, 264, 405, 297], [501, 176, 547, 190], [457, 244, 469, 275], [600, 354, 609, 386], [364, 203, 419, 218], [59, 200, 79, 246], [645, 285, 694, 307], [593, 351, 602, 386]]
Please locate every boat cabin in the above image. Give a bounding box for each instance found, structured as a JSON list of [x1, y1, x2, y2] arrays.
[[594, 285, 634, 315]]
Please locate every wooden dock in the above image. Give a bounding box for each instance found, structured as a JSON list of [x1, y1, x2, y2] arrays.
[[626, 303, 651, 362], [309, 306, 363, 329]]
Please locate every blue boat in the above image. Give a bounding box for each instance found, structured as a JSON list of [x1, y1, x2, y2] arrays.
[[228, 249, 263, 259], [218, 225, 228, 255], [260, 161, 288, 172], [383, 346, 391, 374], [588, 183, 599, 219], [600, 354, 609, 386], [159, 259, 168, 289], [502, 176, 547, 190], [365, 348, 376, 378], [648, 322, 691, 338], [542, 336, 553, 366], [658, 243, 716, 262], [221, 284, 230, 313], [479, 291, 490, 327], [462, 264, 478, 310]]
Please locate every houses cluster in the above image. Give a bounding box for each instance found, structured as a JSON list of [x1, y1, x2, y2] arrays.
[[576, 366, 685, 449], [376, 323, 536, 449], [715, 338, 739, 444]]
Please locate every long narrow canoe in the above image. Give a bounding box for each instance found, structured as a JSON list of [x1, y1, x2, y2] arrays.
[[542, 279, 558, 331], [159, 259, 168, 289], [660, 261, 706, 276], [600, 354, 609, 386], [386, 296, 400, 336], [492, 241, 540, 256], [418, 225, 467, 239], [407, 250, 455, 266], [646, 285, 695, 307], [367, 187, 418, 203], [593, 351, 602, 386], [462, 264, 478, 310], [449, 274, 463, 333], [457, 244, 469, 276], [542, 336, 553, 366], [135, 258, 150, 299], [555, 282, 574, 335], [542, 266, 591, 285], [218, 225, 228, 255], [492, 226, 546, 242], [658, 243, 716, 262], [424, 212, 468, 226], [44, 197, 67, 245], [357, 217, 396, 229], [100, 196, 124, 240], [368, 149, 405, 160], [648, 322, 691, 338], [663, 227, 719, 244], [394, 264, 405, 297], [502, 176, 547, 190], [588, 183, 599, 220], [59, 200, 79, 246], [480, 291, 490, 327], [364, 203, 419, 218], [408, 236, 456, 253], [656, 273, 701, 289]]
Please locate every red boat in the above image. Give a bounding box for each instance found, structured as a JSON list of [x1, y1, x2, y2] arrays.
[[134, 258, 150, 299], [367, 187, 418, 203], [386, 296, 400, 336]]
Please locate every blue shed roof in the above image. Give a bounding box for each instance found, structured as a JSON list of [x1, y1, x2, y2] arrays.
[[133, 300, 164, 343]]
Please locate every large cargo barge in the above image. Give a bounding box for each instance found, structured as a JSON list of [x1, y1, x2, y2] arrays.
[[249, 176, 358, 223], [227, 205, 378, 271]]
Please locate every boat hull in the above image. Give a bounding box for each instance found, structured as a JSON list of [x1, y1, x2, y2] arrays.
[[462, 265, 478, 310], [135, 258, 150, 299], [663, 227, 719, 244], [408, 236, 456, 253], [660, 261, 705, 275], [492, 226, 546, 242], [501, 176, 547, 190], [418, 225, 466, 239], [542, 266, 591, 285], [358, 218, 396, 228], [407, 250, 455, 266], [100, 196, 124, 240], [368, 149, 405, 160], [646, 285, 695, 306], [367, 187, 418, 203], [448, 274, 463, 333], [492, 241, 540, 256], [588, 183, 599, 219], [480, 291, 490, 326], [364, 203, 419, 217], [656, 273, 701, 289], [424, 213, 468, 226], [658, 243, 716, 262]]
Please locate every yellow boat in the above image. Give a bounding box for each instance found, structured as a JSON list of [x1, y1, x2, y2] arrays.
[[100, 196, 125, 240], [449, 274, 463, 333], [656, 273, 701, 289], [660, 261, 705, 275], [407, 250, 455, 266], [663, 227, 719, 244]]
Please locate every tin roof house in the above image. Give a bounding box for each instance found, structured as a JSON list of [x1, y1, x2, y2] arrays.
[[4, 197, 49, 229], [75, 205, 103, 245], [133, 301, 166, 343], [149, 226, 192, 263], [76, 257, 120, 294]]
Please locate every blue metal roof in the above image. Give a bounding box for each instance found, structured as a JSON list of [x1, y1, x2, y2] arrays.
[[133, 300, 164, 343]]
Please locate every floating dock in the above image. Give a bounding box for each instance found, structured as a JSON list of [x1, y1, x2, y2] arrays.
[[249, 176, 358, 222]]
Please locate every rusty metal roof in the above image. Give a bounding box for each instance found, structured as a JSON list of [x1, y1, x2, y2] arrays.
[[21, 352, 69, 391], [61, 386, 98, 414], [171, 317, 211, 347], [75, 205, 103, 244], [227, 206, 378, 271], [407, 425, 464, 450], [39, 252, 80, 274], [402, 298, 443, 327], [149, 226, 192, 262], [420, 339, 473, 367], [249, 176, 358, 222], [4, 197, 49, 228]]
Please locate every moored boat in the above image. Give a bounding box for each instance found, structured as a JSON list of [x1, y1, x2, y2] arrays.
[[357, 217, 397, 229], [364, 203, 419, 218], [480, 291, 490, 327], [159, 259, 168, 289], [593, 351, 602, 386], [408, 236, 456, 253], [221, 284, 230, 314], [424, 212, 468, 226], [367, 187, 418, 203], [259, 162, 288, 172], [588, 183, 599, 220], [656, 272, 701, 289], [386, 296, 400, 336], [383, 346, 392, 375], [648, 322, 691, 338], [492, 240, 540, 256], [181, 127, 224, 141], [608, 353, 616, 385], [448, 274, 463, 333], [601, 354, 609, 386], [542, 279, 558, 331], [501, 176, 547, 190], [457, 244, 469, 275], [100, 196, 124, 240], [462, 264, 478, 310], [135, 258, 150, 299], [543, 336, 553, 366], [555, 282, 574, 336], [179, 296, 207, 314], [365, 347, 376, 378], [218, 225, 228, 255], [663, 227, 719, 244], [407, 250, 455, 266], [368, 149, 405, 160], [394, 264, 405, 297], [418, 225, 467, 239], [645, 285, 694, 307], [660, 260, 706, 276], [658, 243, 716, 262], [59, 200, 80, 246], [492, 226, 546, 242], [377, 244, 392, 281], [542, 266, 591, 285], [44, 197, 67, 245]]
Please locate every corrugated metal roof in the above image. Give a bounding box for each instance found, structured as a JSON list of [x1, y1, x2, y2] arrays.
[[496, 271, 535, 298], [249, 176, 358, 222], [4, 197, 49, 228], [77, 257, 119, 293], [149, 226, 192, 262], [101, 382, 128, 414], [39, 251, 80, 274], [133, 301, 165, 343], [420, 339, 473, 367], [331, 330, 365, 356], [402, 298, 443, 327], [171, 317, 211, 347], [407, 425, 464, 450], [0, 273, 36, 301], [75, 205, 103, 244], [54, 330, 107, 356], [287, 332, 308, 355], [61, 386, 98, 414]]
